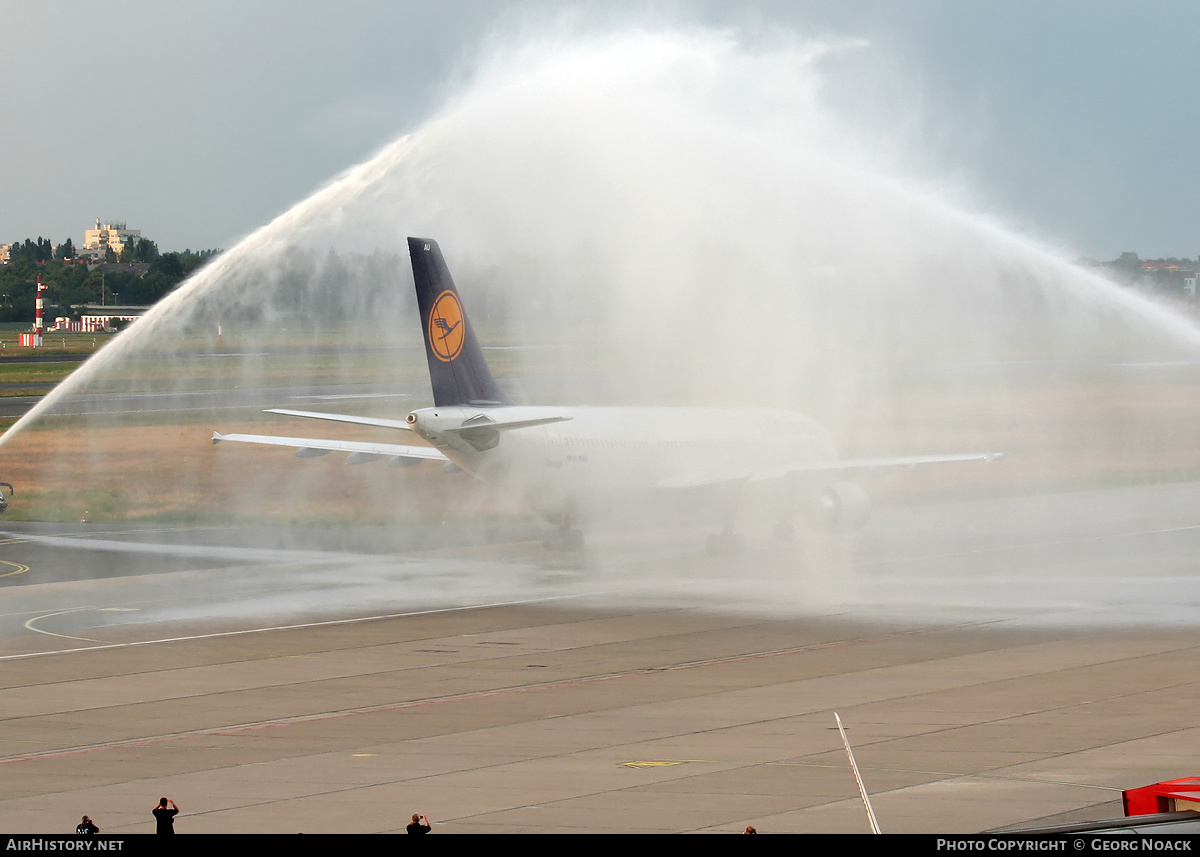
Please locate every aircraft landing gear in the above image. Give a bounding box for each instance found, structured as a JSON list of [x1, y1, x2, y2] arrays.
[[543, 511, 585, 552], [543, 527, 585, 551], [705, 527, 745, 556], [706, 491, 746, 555]]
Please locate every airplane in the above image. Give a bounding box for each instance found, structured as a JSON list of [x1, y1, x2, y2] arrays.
[[213, 238, 1001, 552]]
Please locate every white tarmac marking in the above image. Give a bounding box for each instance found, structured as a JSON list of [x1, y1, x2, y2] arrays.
[[1, 525, 223, 540], [2, 592, 589, 662], [0, 528, 372, 563], [860, 522, 1200, 567], [20, 604, 138, 638], [287, 393, 410, 401]]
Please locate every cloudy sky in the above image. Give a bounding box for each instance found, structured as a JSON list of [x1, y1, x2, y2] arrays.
[[2, 0, 1197, 259]]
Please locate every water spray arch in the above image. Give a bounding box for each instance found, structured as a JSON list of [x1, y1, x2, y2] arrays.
[[4, 27, 1200, 582]]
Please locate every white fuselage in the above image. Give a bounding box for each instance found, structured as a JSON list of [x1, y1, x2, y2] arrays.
[[406, 405, 838, 523]]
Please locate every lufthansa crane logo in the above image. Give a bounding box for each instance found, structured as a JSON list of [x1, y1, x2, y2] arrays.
[[429, 290, 465, 362]]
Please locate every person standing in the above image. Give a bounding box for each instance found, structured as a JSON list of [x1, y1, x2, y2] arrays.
[[75, 816, 99, 834], [406, 813, 431, 834], [152, 797, 179, 834]]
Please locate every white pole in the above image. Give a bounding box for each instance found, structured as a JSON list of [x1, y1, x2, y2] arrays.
[[835, 712, 881, 834]]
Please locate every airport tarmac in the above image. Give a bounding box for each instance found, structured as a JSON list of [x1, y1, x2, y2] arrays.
[[2, 482, 1200, 834]]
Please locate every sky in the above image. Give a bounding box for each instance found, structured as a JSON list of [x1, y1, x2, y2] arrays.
[[2, 0, 1197, 260]]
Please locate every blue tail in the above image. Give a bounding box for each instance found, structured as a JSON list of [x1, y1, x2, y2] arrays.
[[408, 238, 513, 407]]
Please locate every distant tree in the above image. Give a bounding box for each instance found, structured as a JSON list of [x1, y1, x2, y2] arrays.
[[1103, 251, 1143, 285], [81, 269, 105, 303], [0, 233, 224, 321], [133, 237, 159, 262], [9, 238, 38, 264], [104, 245, 117, 264], [118, 242, 134, 263], [151, 252, 183, 279]]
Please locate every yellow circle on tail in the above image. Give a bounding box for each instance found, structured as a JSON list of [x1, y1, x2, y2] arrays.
[[429, 290, 465, 362]]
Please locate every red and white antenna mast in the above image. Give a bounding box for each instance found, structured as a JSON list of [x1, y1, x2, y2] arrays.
[[34, 273, 45, 346]]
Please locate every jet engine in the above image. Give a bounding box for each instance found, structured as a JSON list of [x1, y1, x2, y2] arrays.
[[807, 481, 871, 532]]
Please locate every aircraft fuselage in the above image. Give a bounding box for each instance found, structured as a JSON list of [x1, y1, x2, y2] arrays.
[[406, 404, 837, 523]]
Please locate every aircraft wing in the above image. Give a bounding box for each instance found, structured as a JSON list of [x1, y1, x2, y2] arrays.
[[654, 452, 1002, 489], [211, 432, 447, 464], [803, 451, 1003, 474], [443, 415, 572, 434], [263, 408, 414, 431]]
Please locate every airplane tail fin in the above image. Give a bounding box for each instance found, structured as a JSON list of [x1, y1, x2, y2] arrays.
[[408, 237, 512, 407]]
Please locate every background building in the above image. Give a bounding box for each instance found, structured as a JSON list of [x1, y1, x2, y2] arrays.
[[79, 220, 142, 261]]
